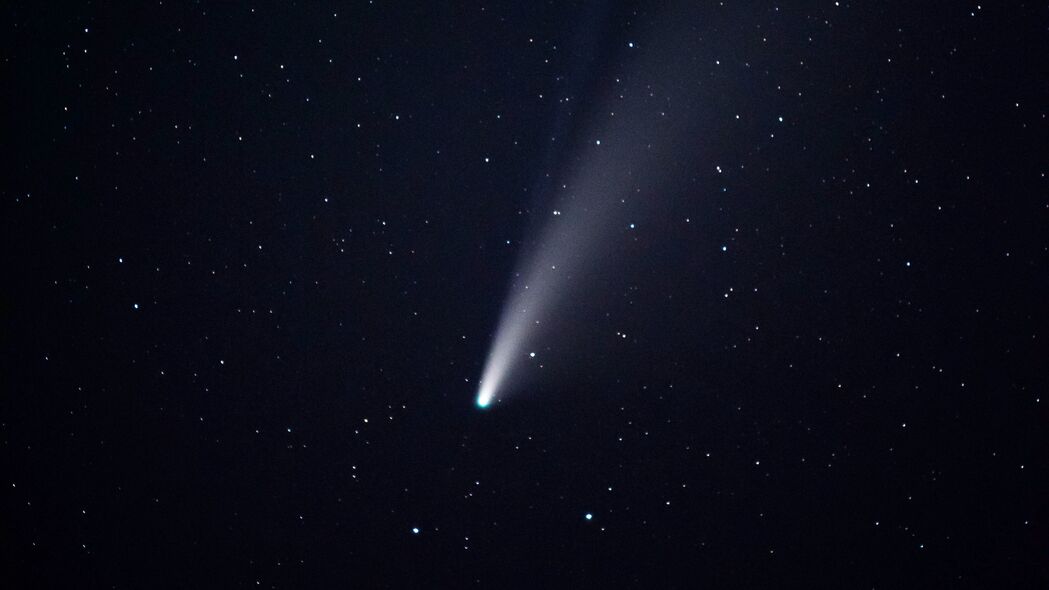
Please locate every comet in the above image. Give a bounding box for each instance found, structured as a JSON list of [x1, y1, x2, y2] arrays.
[[474, 9, 701, 408]]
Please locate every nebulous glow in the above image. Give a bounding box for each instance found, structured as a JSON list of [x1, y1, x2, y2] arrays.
[[474, 13, 699, 408], [476, 386, 493, 408]]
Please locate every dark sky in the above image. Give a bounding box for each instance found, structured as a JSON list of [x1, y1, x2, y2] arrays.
[[3, 1, 1047, 587]]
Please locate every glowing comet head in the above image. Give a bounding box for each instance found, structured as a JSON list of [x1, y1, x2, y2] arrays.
[[473, 319, 522, 409], [475, 370, 499, 408], [477, 356, 515, 408]]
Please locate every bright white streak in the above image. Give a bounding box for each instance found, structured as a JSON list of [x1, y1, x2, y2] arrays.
[[475, 136, 655, 408], [475, 14, 699, 408], [475, 266, 558, 408], [476, 143, 624, 408]]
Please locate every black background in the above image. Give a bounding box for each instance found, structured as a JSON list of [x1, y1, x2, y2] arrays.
[[3, 1, 1047, 587]]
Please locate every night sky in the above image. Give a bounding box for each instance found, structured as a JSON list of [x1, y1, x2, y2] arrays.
[[4, 1, 1048, 587]]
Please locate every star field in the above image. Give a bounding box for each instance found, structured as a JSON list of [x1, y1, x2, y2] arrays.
[[3, 1, 1047, 588]]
